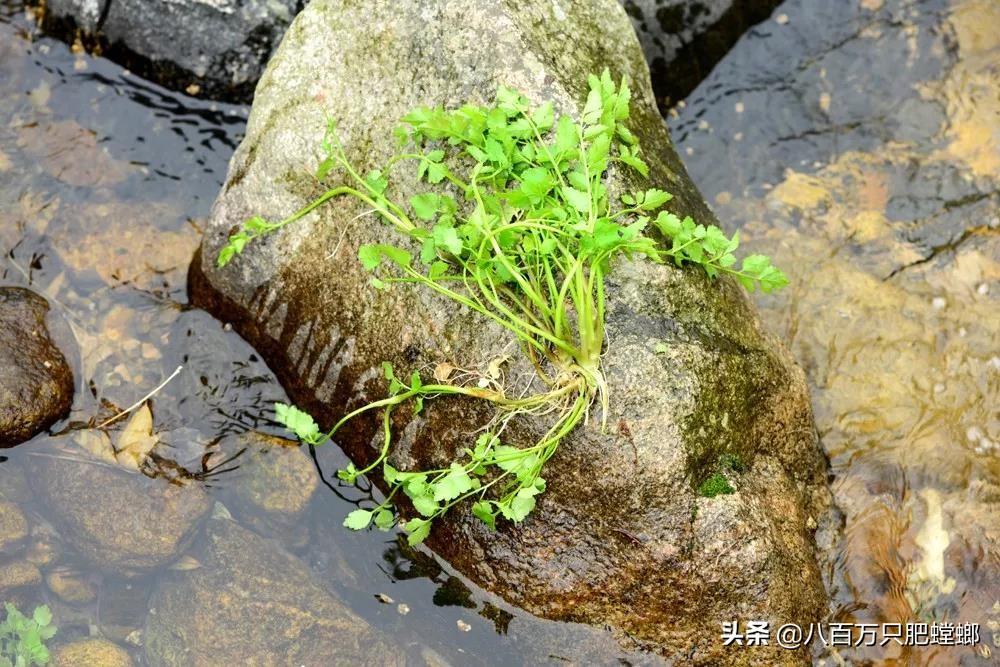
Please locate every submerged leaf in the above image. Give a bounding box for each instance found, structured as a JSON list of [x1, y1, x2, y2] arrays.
[[115, 403, 157, 470]]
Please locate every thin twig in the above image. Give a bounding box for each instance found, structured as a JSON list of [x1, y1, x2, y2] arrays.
[[98, 365, 183, 428]]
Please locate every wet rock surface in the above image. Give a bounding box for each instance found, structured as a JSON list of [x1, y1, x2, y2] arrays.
[[670, 0, 1000, 661], [0, 500, 28, 551], [29, 437, 212, 575], [51, 638, 134, 667], [144, 517, 402, 666], [622, 0, 783, 109], [213, 431, 318, 546], [190, 0, 830, 661], [35, 0, 302, 102], [0, 287, 74, 447]]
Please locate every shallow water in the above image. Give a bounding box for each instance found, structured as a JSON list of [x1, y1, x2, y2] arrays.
[[2, 0, 998, 664], [671, 0, 999, 663], [0, 6, 644, 665]]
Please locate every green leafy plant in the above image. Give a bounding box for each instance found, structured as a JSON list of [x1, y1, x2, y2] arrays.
[[697, 473, 735, 498], [0, 604, 56, 667], [219, 70, 787, 545]]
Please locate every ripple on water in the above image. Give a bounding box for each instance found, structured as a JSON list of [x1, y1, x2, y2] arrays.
[[673, 0, 999, 661], [0, 8, 656, 665]]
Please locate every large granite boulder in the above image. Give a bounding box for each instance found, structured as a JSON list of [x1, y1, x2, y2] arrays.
[[189, 0, 831, 662], [37, 0, 301, 101], [0, 287, 74, 447]]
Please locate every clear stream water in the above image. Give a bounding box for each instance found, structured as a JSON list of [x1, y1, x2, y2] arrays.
[[1, 0, 997, 664]]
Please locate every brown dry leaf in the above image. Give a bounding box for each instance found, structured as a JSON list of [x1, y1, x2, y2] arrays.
[[115, 403, 157, 470], [168, 555, 202, 571], [76, 429, 116, 464], [485, 355, 509, 380], [433, 362, 455, 382]]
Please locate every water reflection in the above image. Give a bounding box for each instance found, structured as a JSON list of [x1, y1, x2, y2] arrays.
[[671, 0, 999, 662], [0, 7, 648, 665]]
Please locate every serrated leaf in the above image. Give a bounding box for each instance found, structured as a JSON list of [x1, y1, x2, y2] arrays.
[[432, 223, 464, 256], [472, 500, 496, 530], [404, 518, 431, 546], [344, 509, 373, 530], [433, 463, 475, 502], [410, 193, 440, 221], [274, 402, 320, 443], [31, 607, 51, 628], [374, 508, 395, 531]]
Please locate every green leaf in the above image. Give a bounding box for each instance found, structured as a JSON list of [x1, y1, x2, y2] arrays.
[[30, 607, 50, 628], [274, 402, 320, 442], [432, 223, 464, 256], [518, 167, 555, 204], [531, 101, 554, 130], [563, 187, 592, 214], [358, 244, 381, 271], [500, 486, 540, 523], [404, 478, 440, 517], [433, 463, 475, 502], [405, 518, 432, 546], [555, 115, 578, 153], [374, 508, 395, 531], [344, 509, 373, 530], [365, 170, 388, 195], [472, 500, 496, 530], [429, 261, 449, 279], [337, 463, 358, 482], [410, 193, 441, 220], [358, 244, 412, 271], [640, 188, 673, 211]]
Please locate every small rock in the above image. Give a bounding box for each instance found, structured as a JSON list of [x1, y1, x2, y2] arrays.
[[46, 567, 97, 604], [0, 560, 42, 594], [0, 500, 28, 551], [30, 437, 211, 574], [0, 288, 74, 447], [775, 13, 790, 24], [457, 619, 471, 632], [98, 579, 151, 643], [216, 432, 318, 545], [144, 518, 402, 666], [52, 639, 134, 667], [24, 523, 63, 567]]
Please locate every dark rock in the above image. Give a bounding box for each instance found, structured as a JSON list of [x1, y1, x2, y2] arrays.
[[0, 287, 74, 447], [36, 0, 301, 102], [621, 0, 783, 109], [30, 435, 212, 575], [144, 517, 402, 666]]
